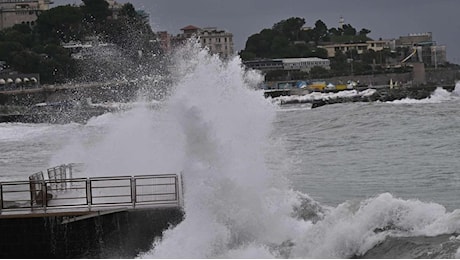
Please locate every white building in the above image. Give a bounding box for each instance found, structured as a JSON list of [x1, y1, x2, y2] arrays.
[[178, 25, 234, 59], [199, 27, 234, 59], [318, 40, 393, 58], [243, 57, 330, 72], [0, 0, 52, 29], [281, 57, 330, 72], [430, 45, 447, 67]]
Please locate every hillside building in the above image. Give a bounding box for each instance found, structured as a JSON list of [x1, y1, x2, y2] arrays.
[[157, 31, 172, 53], [243, 59, 284, 72], [396, 33, 447, 66], [282, 58, 330, 72], [199, 26, 234, 59], [319, 40, 391, 58], [318, 31, 447, 67], [0, 0, 53, 29], [396, 32, 433, 46], [105, 0, 123, 19], [170, 25, 234, 58], [244, 57, 330, 73]]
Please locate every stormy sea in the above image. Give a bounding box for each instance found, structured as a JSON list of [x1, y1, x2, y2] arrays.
[[1, 42, 460, 258]]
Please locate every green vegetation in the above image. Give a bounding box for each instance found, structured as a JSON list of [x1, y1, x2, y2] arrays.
[[239, 17, 371, 61], [0, 0, 158, 84], [239, 17, 413, 80], [240, 18, 327, 60]]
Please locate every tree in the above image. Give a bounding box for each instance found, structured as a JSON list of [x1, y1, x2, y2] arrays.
[[238, 50, 256, 61], [330, 50, 348, 76], [328, 27, 342, 37], [103, 3, 157, 61], [0, 42, 23, 61], [309, 66, 329, 79], [119, 3, 137, 18], [359, 28, 371, 36], [272, 17, 305, 41], [270, 35, 289, 57], [36, 5, 83, 43], [313, 20, 329, 42], [81, 0, 110, 23], [0, 28, 34, 48], [9, 50, 41, 74], [342, 24, 357, 36]]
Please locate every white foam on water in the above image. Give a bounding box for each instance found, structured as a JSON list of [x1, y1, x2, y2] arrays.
[[0, 122, 74, 142], [453, 81, 460, 96], [272, 89, 377, 105], [139, 41, 303, 258], [388, 87, 459, 104]]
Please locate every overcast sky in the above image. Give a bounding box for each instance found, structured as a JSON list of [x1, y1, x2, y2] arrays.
[[55, 0, 460, 63]]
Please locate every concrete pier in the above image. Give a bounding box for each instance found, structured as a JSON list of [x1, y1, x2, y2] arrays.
[[0, 208, 183, 258], [0, 164, 185, 258]]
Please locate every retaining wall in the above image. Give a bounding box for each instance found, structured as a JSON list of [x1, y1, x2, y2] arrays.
[[0, 208, 183, 258]]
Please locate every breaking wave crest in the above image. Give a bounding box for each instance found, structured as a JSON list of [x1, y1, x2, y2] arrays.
[[388, 84, 460, 104]]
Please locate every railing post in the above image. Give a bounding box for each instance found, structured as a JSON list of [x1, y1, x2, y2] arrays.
[[68, 164, 73, 180], [0, 184, 3, 211], [29, 181, 34, 209], [178, 173, 184, 208], [131, 177, 136, 208], [174, 176, 179, 202], [43, 181, 48, 211], [59, 165, 64, 191], [86, 178, 92, 209]]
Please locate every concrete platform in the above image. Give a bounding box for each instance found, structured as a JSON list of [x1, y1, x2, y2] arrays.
[[0, 164, 185, 258]]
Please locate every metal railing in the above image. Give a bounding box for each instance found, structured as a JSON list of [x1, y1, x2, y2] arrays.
[[0, 165, 182, 215]]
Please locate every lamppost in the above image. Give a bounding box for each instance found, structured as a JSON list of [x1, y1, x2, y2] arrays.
[[432, 47, 438, 70], [347, 58, 354, 76]]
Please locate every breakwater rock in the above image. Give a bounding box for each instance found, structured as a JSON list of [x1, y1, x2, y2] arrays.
[[267, 84, 456, 108]]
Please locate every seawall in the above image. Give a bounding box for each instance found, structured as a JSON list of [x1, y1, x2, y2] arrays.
[[0, 82, 143, 123], [0, 82, 140, 107], [0, 208, 183, 258], [266, 68, 460, 89]]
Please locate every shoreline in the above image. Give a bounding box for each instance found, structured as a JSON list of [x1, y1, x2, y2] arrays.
[[266, 84, 457, 108], [0, 80, 457, 123]]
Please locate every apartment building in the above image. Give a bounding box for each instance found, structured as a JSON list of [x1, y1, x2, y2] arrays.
[[396, 32, 432, 46], [0, 0, 52, 29], [157, 31, 172, 53], [396, 33, 447, 66], [319, 43, 368, 58], [319, 40, 392, 58], [199, 26, 234, 59], [171, 25, 234, 58]]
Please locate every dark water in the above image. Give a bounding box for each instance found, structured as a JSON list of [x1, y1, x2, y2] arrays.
[[270, 90, 460, 258], [275, 99, 460, 211]]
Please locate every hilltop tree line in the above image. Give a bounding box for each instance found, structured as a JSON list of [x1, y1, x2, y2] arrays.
[[0, 0, 158, 84], [239, 17, 412, 80], [239, 17, 372, 61]]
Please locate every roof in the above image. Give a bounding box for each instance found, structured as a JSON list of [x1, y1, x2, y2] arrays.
[[282, 57, 329, 63], [180, 25, 201, 31]]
